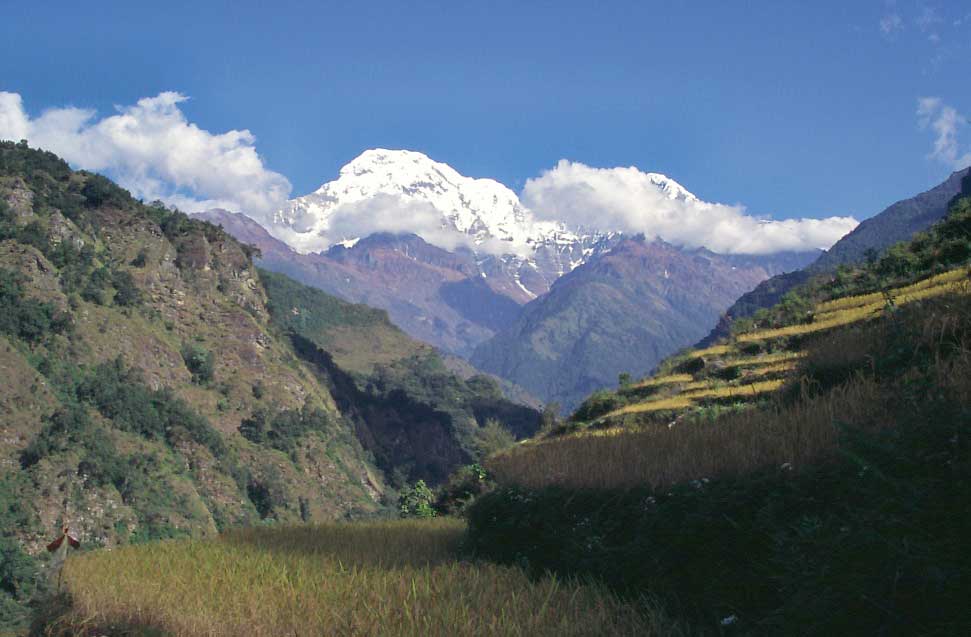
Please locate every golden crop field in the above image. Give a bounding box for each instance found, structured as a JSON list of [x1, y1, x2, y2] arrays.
[[603, 396, 694, 417], [722, 351, 805, 367], [54, 519, 679, 637], [734, 270, 971, 344], [814, 267, 970, 314], [688, 344, 734, 358], [628, 373, 694, 389], [680, 379, 785, 400]]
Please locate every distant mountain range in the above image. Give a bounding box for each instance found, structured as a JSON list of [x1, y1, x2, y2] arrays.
[[201, 149, 830, 407], [470, 237, 814, 409]]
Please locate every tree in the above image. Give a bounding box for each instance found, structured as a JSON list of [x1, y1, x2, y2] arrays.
[[399, 480, 436, 518], [112, 270, 142, 307], [181, 343, 215, 385], [618, 372, 632, 387], [474, 419, 515, 457], [540, 402, 561, 433]]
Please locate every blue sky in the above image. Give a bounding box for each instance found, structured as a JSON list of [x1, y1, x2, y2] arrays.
[[1, 0, 969, 228]]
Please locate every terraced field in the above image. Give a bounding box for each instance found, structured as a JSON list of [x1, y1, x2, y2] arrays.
[[592, 266, 971, 424]]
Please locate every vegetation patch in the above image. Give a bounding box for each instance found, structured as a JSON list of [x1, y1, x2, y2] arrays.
[[43, 519, 679, 636]]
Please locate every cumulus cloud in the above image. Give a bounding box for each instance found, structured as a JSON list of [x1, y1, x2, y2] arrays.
[[522, 160, 858, 255], [328, 195, 521, 254], [917, 97, 971, 170], [0, 91, 290, 219]]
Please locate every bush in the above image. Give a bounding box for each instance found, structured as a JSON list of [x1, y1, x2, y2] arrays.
[[181, 343, 215, 385], [434, 464, 491, 515], [399, 480, 436, 518], [0, 268, 66, 342], [572, 389, 623, 422], [472, 419, 515, 458], [239, 403, 332, 453], [111, 269, 142, 307]]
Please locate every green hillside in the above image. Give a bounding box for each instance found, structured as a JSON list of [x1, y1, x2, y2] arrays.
[[0, 142, 537, 633]]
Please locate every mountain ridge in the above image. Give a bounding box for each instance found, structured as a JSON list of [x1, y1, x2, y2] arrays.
[[470, 236, 793, 409], [701, 166, 971, 345]]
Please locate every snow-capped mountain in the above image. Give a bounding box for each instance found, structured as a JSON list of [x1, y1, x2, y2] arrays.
[[273, 148, 541, 254], [272, 148, 689, 251], [203, 151, 819, 378], [267, 148, 696, 296]]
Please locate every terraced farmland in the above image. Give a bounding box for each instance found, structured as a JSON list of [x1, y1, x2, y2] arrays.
[[583, 265, 971, 425]]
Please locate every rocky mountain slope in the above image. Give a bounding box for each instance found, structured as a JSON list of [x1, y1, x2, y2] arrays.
[[701, 167, 971, 344], [470, 236, 786, 410], [0, 142, 538, 627]]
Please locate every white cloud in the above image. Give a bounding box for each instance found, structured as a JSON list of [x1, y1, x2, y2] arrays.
[[917, 97, 971, 169], [0, 91, 291, 219], [522, 160, 858, 255], [276, 193, 515, 255]]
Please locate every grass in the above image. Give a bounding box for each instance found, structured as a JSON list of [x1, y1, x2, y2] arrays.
[[47, 519, 679, 636], [737, 270, 971, 343], [627, 373, 693, 389], [600, 379, 786, 420], [721, 350, 805, 367], [486, 374, 883, 491], [814, 265, 970, 314]]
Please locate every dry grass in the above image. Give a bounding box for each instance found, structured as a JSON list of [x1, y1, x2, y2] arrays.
[[603, 379, 785, 420], [681, 379, 785, 400], [628, 373, 694, 389], [738, 274, 971, 343], [53, 519, 678, 637], [722, 351, 805, 367], [814, 267, 970, 314], [487, 376, 884, 491], [688, 344, 734, 358]]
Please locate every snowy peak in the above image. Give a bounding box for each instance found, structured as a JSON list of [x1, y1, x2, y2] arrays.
[[645, 172, 696, 202], [274, 149, 535, 255], [268, 149, 700, 265]]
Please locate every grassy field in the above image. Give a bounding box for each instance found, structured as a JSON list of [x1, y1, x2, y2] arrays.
[[486, 374, 880, 490], [46, 519, 680, 636]]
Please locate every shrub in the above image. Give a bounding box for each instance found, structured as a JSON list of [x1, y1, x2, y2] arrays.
[[399, 480, 436, 518], [239, 403, 332, 453], [181, 343, 215, 385], [434, 464, 491, 515], [0, 268, 66, 342], [111, 269, 142, 307], [472, 419, 515, 458], [81, 173, 131, 209], [572, 389, 623, 423]]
